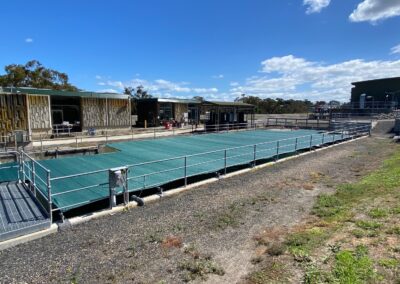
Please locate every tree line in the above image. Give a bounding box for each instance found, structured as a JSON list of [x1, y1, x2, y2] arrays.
[[236, 95, 314, 114], [0, 60, 78, 91]]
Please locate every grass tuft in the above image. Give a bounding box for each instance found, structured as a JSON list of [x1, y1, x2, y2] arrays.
[[368, 208, 388, 219]]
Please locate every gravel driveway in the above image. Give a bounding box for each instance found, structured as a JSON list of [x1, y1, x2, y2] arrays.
[[0, 132, 396, 284]]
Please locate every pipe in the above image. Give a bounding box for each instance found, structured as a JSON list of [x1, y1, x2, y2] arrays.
[[130, 195, 144, 206]]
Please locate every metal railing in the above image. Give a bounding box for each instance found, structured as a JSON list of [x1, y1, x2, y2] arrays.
[[19, 151, 52, 222], [43, 123, 371, 216], [256, 118, 329, 129]]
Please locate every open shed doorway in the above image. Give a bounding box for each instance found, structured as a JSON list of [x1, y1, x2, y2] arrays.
[[51, 96, 82, 135]]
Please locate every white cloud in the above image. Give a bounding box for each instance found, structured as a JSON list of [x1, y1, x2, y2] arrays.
[[390, 44, 400, 54], [303, 0, 331, 14], [98, 77, 218, 98], [95, 75, 102, 80], [349, 0, 400, 23], [193, 88, 218, 94], [212, 74, 224, 79], [97, 88, 119, 93], [25, 38, 33, 43], [230, 55, 400, 102], [230, 82, 239, 87]]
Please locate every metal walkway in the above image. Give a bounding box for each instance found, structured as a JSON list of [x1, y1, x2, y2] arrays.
[[0, 182, 50, 242]]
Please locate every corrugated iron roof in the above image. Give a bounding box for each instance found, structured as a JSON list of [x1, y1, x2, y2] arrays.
[[0, 87, 130, 100], [351, 76, 400, 86], [203, 100, 255, 107]]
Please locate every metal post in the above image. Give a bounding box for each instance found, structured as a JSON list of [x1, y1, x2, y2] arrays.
[[31, 160, 36, 196], [124, 169, 129, 205], [253, 145, 257, 167], [184, 156, 187, 187], [14, 133, 17, 151], [47, 170, 52, 223], [76, 136, 78, 148], [276, 141, 280, 161], [322, 133, 325, 144], [332, 133, 335, 143], [309, 135, 313, 150], [295, 137, 298, 153], [154, 127, 156, 139], [224, 149, 227, 175], [21, 153, 25, 182], [40, 135, 43, 154], [341, 130, 344, 140]]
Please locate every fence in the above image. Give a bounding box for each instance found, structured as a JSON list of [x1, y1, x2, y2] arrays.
[[40, 123, 371, 217]]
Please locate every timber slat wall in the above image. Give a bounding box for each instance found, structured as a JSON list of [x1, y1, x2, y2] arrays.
[[174, 103, 188, 121], [81, 98, 131, 129], [28, 95, 51, 131], [0, 94, 28, 137], [81, 98, 107, 128], [107, 98, 131, 127]]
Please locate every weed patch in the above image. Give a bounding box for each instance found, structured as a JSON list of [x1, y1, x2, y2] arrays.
[[355, 220, 382, 230], [311, 194, 343, 218], [368, 208, 388, 218], [378, 258, 400, 269]]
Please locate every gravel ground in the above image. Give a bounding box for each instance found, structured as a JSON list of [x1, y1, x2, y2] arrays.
[[0, 125, 396, 284]]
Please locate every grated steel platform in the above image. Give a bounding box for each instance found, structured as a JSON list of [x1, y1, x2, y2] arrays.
[[0, 182, 50, 242]]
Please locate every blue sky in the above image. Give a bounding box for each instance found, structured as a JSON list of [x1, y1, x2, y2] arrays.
[[0, 0, 400, 101]]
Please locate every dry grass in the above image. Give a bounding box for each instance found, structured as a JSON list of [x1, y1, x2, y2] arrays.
[[161, 235, 183, 249]]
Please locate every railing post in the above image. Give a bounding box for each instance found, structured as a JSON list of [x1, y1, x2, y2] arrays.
[[31, 160, 36, 197], [309, 135, 313, 150], [124, 168, 129, 205], [341, 130, 344, 140], [14, 133, 17, 151], [332, 133, 335, 143], [253, 145, 257, 167], [224, 149, 227, 175], [154, 127, 156, 139], [21, 152, 25, 182], [184, 156, 187, 187], [47, 170, 53, 223], [295, 137, 298, 153], [322, 133, 325, 144], [275, 141, 280, 161], [39, 134, 43, 154]]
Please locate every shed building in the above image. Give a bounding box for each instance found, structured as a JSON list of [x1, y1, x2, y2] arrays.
[[201, 101, 255, 130], [351, 77, 400, 109], [135, 98, 201, 127], [0, 87, 131, 140]]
